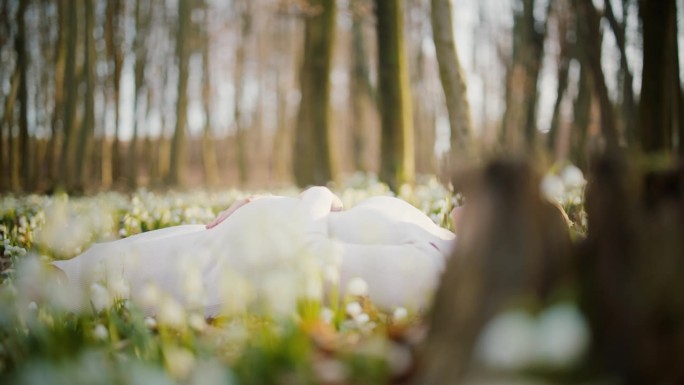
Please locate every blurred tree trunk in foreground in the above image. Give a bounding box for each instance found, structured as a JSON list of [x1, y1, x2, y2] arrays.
[[293, 0, 336, 187], [168, 0, 190, 186], [414, 159, 571, 384], [375, 0, 415, 191], [578, 154, 684, 383], [430, 0, 472, 164], [638, 0, 680, 154]]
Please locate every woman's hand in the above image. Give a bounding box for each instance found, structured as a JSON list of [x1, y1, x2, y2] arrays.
[[206, 195, 261, 229]]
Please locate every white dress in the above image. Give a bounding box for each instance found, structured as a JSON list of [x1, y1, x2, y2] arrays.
[[52, 187, 455, 316]]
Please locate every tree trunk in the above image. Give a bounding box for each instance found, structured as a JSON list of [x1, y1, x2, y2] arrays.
[[574, 0, 619, 151], [74, 0, 96, 191], [47, 0, 68, 188], [58, 0, 78, 190], [431, 0, 473, 162], [2, 64, 20, 192], [200, 0, 219, 187], [16, 0, 30, 191], [638, 0, 679, 153], [105, 0, 124, 186], [129, 0, 150, 190], [293, 0, 336, 187], [374, 0, 415, 191], [604, 0, 637, 146], [349, 9, 373, 172], [571, 64, 592, 170], [501, 0, 546, 150], [168, 0, 190, 186], [232, 0, 251, 186]]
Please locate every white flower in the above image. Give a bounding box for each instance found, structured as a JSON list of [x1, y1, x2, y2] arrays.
[[320, 307, 335, 324], [188, 313, 206, 332], [561, 164, 585, 188], [93, 324, 109, 340], [158, 296, 186, 328], [346, 301, 363, 317], [393, 307, 408, 322], [139, 284, 161, 310], [347, 277, 369, 297], [535, 303, 589, 367], [540, 175, 565, 202], [27, 301, 38, 311], [164, 347, 195, 380], [476, 310, 537, 370], [144, 316, 157, 329], [109, 278, 130, 300], [90, 283, 112, 312], [354, 313, 370, 325]]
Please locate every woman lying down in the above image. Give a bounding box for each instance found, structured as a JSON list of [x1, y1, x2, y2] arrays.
[[49, 187, 457, 317]]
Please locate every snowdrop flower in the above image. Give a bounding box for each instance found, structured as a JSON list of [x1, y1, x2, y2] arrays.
[[561, 164, 585, 188], [393, 307, 408, 322], [540, 175, 565, 202], [158, 296, 186, 328], [93, 324, 109, 341], [347, 277, 369, 297], [320, 307, 335, 324], [139, 283, 161, 310], [164, 347, 195, 380], [27, 301, 38, 311], [144, 316, 157, 329], [188, 313, 206, 332], [90, 283, 112, 312], [109, 277, 131, 300], [346, 301, 363, 318], [354, 313, 370, 325]]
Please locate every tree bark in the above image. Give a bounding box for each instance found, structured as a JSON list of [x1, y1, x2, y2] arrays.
[[2, 62, 20, 192], [604, 0, 637, 145], [105, 0, 124, 186], [58, 0, 78, 190], [431, 0, 473, 161], [293, 0, 337, 187], [374, 0, 415, 191], [638, 0, 679, 153], [168, 0, 190, 186], [349, 8, 373, 172], [574, 0, 618, 150], [501, 0, 546, 150], [16, 0, 30, 191], [129, 0, 151, 190], [233, 0, 251, 186], [74, 0, 96, 191], [200, 0, 219, 187]]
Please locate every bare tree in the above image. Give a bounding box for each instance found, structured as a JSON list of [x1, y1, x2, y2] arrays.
[[168, 0, 190, 186], [293, 0, 337, 187], [374, 0, 415, 191], [431, 0, 473, 162]]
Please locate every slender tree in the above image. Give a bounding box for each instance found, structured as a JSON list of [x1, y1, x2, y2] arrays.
[[129, 0, 151, 189], [199, 0, 219, 186], [574, 0, 618, 150], [349, 5, 374, 172], [74, 0, 96, 191], [501, 0, 547, 150], [374, 0, 415, 190], [16, 0, 30, 191], [168, 0, 190, 186], [104, 0, 124, 187], [293, 0, 336, 187], [232, 0, 251, 185], [431, 0, 473, 160]]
